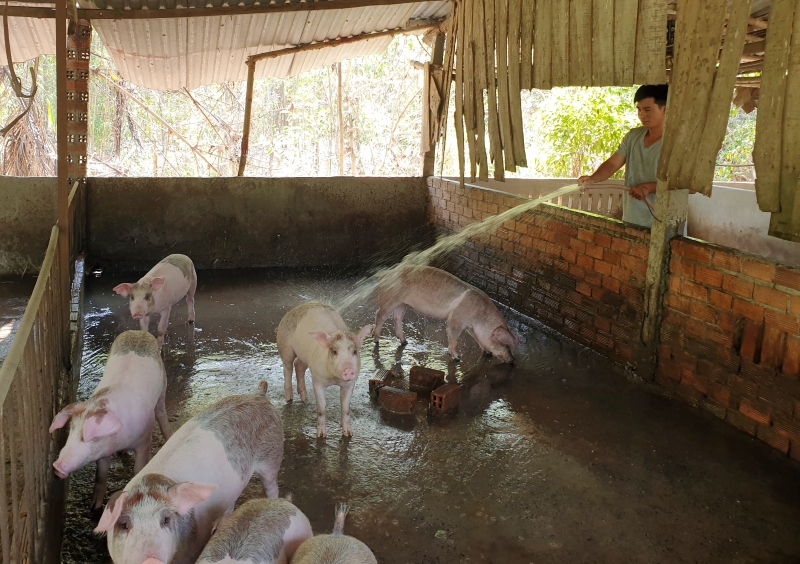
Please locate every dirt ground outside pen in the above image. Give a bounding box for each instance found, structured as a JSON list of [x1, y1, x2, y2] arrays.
[[59, 269, 800, 564]]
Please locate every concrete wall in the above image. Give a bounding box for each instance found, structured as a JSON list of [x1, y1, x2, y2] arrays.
[[87, 177, 430, 271], [0, 177, 56, 276]]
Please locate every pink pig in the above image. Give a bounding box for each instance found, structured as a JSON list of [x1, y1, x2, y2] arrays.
[[373, 265, 518, 363], [49, 330, 172, 510], [113, 254, 197, 347], [94, 381, 284, 564], [276, 302, 372, 437]]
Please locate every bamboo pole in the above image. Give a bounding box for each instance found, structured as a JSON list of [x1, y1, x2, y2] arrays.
[[463, 0, 477, 180], [237, 61, 255, 176], [56, 0, 68, 349], [569, 0, 592, 85], [474, 0, 489, 181], [784, 7, 800, 232], [614, 0, 637, 85], [754, 0, 794, 212], [634, 0, 667, 84], [532, 0, 552, 89], [496, 0, 516, 171], [551, 0, 570, 86], [520, 0, 534, 90], [484, 0, 504, 179], [691, 0, 752, 194], [507, 0, 526, 167], [338, 62, 344, 175], [593, 0, 615, 85], [455, 0, 466, 185]]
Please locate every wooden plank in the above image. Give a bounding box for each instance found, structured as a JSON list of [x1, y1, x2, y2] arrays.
[[569, 0, 592, 85], [496, 0, 517, 170], [691, 0, 753, 195], [634, 0, 667, 84], [613, 0, 637, 85], [669, 0, 727, 189], [439, 14, 457, 145], [520, 0, 535, 89], [754, 0, 794, 213], [592, 0, 615, 85], [657, 0, 699, 180], [551, 0, 570, 86], [455, 0, 466, 185], [532, 0, 552, 89], [463, 0, 478, 180], [474, 0, 489, 180], [781, 5, 800, 233], [508, 0, 527, 167], [484, 0, 505, 179]]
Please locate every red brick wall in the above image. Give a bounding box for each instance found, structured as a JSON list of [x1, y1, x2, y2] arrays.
[[427, 177, 651, 370], [657, 238, 800, 459]]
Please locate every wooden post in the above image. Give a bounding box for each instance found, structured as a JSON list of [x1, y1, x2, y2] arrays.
[[337, 62, 344, 175], [56, 0, 70, 359], [237, 60, 256, 177], [422, 33, 445, 177], [640, 179, 689, 376]]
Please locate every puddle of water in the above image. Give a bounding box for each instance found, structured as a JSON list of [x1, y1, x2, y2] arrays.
[[60, 268, 800, 564]]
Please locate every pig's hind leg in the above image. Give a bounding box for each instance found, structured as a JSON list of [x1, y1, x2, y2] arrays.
[[255, 464, 280, 499], [186, 270, 197, 324], [373, 302, 405, 344], [392, 304, 408, 345], [156, 306, 172, 348], [445, 314, 467, 361], [294, 359, 309, 403], [155, 384, 173, 440], [278, 345, 297, 403]]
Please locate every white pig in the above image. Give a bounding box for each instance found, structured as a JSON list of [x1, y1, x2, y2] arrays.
[[196, 497, 313, 564], [94, 382, 284, 564], [373, 265, 518, 363], [113, 254, 197, 347], [276, 302, 372, 437], [49, 330, 172, 511], [291, 504, 377, 564]]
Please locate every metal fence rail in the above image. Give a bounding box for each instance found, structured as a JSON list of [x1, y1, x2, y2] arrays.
[[0, 180, 84, 564]]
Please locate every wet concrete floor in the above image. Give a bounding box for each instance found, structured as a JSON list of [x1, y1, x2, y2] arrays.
[[0, 277, 35, 364], [61, 268, 800, 564]]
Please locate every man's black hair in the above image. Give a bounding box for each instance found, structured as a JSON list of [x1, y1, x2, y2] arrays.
[[634, 84, 668, 107]]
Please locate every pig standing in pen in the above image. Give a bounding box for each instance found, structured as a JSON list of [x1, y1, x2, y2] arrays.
[[195, 497, 313, 564], [113, 253, 197, 347], [276, 302, 372, 437], [291, 504, 377, 564], [373, 265, 518, 363], [94, 382, 283, 564], [49, 330, 172, 512]]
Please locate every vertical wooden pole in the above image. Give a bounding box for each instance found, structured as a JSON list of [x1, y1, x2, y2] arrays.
[[337, 62, 344, 175], [237, 60, 255, 177], [422, 33, 446, 177], [56, 0, 69, 360], [640, 179, 689, 376]]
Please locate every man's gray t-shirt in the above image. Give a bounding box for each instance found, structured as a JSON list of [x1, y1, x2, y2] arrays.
[[615, 126, 661, 228]]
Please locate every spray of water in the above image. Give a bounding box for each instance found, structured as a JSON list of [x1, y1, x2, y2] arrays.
[[334, 183, 582, 313]]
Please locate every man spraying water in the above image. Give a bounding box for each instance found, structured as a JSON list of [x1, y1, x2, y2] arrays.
[[578, 84, 669, 228]]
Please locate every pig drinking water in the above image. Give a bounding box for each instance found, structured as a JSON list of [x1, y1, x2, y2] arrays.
[[276, 302, 372, 437], [113, 254, 197, 347], [291, 504, 377, 564], [49, 330, 172, 511], [95, 381, 284, 564], [373, 265, 518, 363], [196, 497, 313, 564]]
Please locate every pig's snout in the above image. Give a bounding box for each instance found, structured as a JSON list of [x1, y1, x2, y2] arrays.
[[53, 460, 70, 479], [142, 559, 166, 564], [341, 367, 357, 381], [131, 311, 144, 320]]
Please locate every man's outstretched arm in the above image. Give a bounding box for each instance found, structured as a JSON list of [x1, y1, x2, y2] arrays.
[[578, 153, 626, 187]]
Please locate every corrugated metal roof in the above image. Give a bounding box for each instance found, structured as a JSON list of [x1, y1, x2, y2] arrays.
[[0, 1, 448, 89], [94, 2, 449, 90]]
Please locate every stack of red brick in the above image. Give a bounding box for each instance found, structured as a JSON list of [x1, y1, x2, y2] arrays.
[[658, 238, 800, 459]]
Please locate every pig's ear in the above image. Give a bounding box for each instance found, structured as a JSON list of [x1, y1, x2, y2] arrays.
[[83, 410, 122, 442], [355, 325, 374, 345], [150, 277, 166, 291], [169, 482, 218, 515], [94, 491, 127, 533], [49, 403, 78, 433], [112, 283, 133, 297], [309, 331, 332, 348], [492, 326, 518, 348]]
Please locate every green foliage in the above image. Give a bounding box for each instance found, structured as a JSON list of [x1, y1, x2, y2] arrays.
[[714, 106, 756, 182]]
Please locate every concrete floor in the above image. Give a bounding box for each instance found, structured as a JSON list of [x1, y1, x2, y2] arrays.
[[0, 277, 34, 364], [61, 269, 800, 564]]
